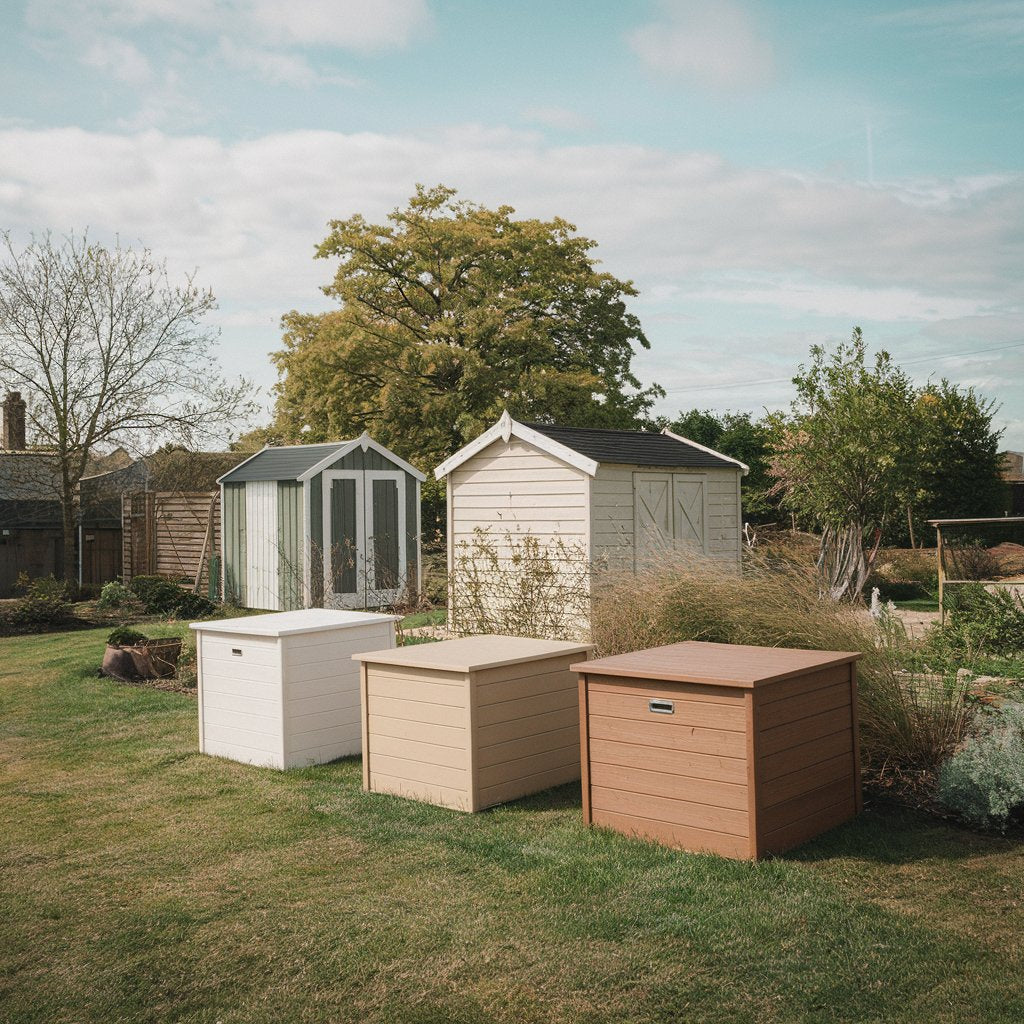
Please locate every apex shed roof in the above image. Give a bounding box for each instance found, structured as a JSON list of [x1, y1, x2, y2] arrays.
[[220, 442, 351, 483], [434, 412, 747, 479], [219, 435, 426, 485], [525, 423, 739, 470]]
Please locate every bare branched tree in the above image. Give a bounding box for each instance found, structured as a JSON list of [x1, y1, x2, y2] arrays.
[[0, 231, 256, 585]]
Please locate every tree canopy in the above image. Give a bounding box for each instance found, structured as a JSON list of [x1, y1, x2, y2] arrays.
[[768, 328, 1003, 600], [269, 185, 662, 469]]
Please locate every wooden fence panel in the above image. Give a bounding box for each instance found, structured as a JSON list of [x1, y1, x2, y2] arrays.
[[123, 491, 220, 587]]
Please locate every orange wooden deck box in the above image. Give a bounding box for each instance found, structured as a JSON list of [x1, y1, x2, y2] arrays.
[[572, 642, 862, 860]]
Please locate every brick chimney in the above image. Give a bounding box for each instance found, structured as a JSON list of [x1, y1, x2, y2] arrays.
[[2, 391, 27, 450]]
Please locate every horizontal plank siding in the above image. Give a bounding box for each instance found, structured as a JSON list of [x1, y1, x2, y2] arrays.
[[578, 646, 860, 860], [592, 809, 750, 860], [362, 642, 589, 812], [589, 761, 747, 810], [448, 438, 589, 634], [588, 737, 748, 784], [591, 787, 749, 837]]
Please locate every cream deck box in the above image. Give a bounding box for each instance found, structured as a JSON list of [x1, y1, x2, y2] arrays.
[[354, 635, 593, 811], [192, 609, 399, 769]]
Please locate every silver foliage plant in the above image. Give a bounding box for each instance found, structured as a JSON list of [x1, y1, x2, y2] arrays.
[[938, 703, 1024, 830]]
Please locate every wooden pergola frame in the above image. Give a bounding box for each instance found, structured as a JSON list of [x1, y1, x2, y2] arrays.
[[928, 516, 1024, 620]]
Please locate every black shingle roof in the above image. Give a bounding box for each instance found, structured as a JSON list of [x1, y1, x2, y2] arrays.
[[524, 423, 739, 470]]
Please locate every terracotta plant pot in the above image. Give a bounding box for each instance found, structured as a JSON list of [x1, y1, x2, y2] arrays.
[[102, 638, 183, 680]]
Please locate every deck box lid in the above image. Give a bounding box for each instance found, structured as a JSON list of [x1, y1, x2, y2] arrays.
[[354, 634, 593, 673], [572, 641, 861, 688], [190, 608, 400, 637]]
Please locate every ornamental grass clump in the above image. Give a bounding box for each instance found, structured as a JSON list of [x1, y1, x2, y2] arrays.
[[590, 551, 974, 782]]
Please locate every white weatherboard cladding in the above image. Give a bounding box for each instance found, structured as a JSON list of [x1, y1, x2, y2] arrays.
[[449, 438, 590, 550], [193, 610, 398, 769], [245, 479, 280, 611], [448, 438, 590, 633]]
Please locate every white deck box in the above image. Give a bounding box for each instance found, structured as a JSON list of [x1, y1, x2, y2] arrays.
[[191, 609, 399, 769]]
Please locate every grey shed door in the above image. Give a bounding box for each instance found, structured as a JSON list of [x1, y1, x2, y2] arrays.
[[672, 475, 706, 549], [634, 472, 707, 560], [330, 478, 359, 594], [371, 477, 400, 591], [634, 473, 672, 557]]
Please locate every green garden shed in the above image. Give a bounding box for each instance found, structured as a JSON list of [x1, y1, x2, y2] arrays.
[[218, 435, 425, 611]]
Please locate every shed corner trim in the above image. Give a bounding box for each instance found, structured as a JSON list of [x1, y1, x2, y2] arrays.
[[660, 428, 749, 475], [434, 411, 599, 479]]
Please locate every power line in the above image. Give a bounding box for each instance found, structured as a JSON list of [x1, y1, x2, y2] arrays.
[[658, 338, 1024, 395]]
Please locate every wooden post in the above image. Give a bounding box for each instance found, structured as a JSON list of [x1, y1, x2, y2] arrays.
[[936, 524, 946, 622], [193, 491, 219, 593], [145, 492, 156, 575]]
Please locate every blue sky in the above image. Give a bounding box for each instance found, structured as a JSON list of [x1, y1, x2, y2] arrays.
[[1, 0, 1022, 444]]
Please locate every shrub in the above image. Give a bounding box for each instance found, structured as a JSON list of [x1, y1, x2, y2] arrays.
[[2, 576, 72, 628], [98, 581, 133, 609], [590, 552, 974, 779], [172, 592, 216, 620], [449, 529, 590, 641], [938, 703, 1024, 830], [128, 575, 186, 614], [931, 584, 1024, 660], [127, 575, 216, 619], [947, 541, 1002, 582], [107, 626, 148, 647]]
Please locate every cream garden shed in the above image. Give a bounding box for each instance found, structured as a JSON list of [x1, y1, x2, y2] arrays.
[[435, 413, 747, 630]]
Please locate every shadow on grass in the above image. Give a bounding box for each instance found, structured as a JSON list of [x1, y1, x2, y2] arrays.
[[784, 799, 1019, 867]]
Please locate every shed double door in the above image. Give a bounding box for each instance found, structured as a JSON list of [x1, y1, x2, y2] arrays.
[[324, 470, 406, 608], [634, 473, 707, 562]]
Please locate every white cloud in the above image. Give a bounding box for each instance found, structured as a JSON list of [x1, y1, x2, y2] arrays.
[[24, 0, 429, 97], [521, 106, 594, 133], [216, 40, 359, 89], [80, 36, 152, 84], [245, 0, 431, 51], [628, 0, 775, 91], [0, 124, 1020, 437], [27, 0, 431, 52], [878, 2, 1024, 71]]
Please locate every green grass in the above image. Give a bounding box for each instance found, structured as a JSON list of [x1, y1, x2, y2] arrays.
[[893, 598, 941, 612], [400, 608, 447, 629], [3, 628, 1024, 1023]]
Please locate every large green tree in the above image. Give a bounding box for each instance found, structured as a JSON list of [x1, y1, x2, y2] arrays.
[[270, 185, 661, 469], [769, 329, 922, 601]]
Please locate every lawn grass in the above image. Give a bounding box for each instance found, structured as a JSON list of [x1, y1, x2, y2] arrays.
[[2, 628, 1024, 1023], [400, 608, 448, 630], [893, 598, 941, 612]]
